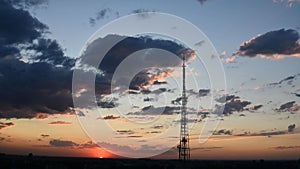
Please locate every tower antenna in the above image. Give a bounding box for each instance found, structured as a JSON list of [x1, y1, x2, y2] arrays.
[[178, 53, 190, 161]]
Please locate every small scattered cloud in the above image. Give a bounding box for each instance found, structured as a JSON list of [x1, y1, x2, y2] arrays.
[[216, 94, 240, 103], [273, 145, 300, 150], [276, 101, 297, 112], [288, 124, 296, 132], [89, 8, 111, 26], [213, 129, 232, 135], [244, 104, 263, 112], [152, 125, 163, 129], [76, 110, 85, 117], [152, 88, 168, 95], [48, 121, 71, 125], [171, 97, 182, 105], [192, 146, 223, 151], [102, 115, 120, 120], [198, 89, 210, 97], [186, 89, 210, 97], [128, 106, 181, 115], [268, 74, 299, 87], [194, 40, 205, 47], [235, 130, 286, 137], [153, 80, 167, 85], [292, 92, 300, 97], [49, 139, 78, 147], [215, 94, 252, 115], [97, 97, 118, 108], [40, 134, 49, 138], [143, 97, 155, 102], [131, 9, 156, 18], [116, 130, 134, 135], [0, 121, 15, 129], [196, 0, 209, 5]]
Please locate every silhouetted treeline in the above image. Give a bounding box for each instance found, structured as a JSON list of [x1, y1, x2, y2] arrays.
[[0, 154, 299, 169]]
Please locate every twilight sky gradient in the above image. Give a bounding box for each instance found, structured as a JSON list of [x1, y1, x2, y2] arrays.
[[0, 0, 300, 159]]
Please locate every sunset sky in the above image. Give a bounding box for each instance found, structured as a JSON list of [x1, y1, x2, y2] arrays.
[[0, 0, 300, 160]]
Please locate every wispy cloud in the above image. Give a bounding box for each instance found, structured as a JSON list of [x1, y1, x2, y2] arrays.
[[268, 74, 300, 87], [273, 145, 300, 150], [273, 0, 300, 7], [48, 121, 71, 125]]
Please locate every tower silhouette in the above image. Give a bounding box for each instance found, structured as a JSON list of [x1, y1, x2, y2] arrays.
[[178, 54, 190, 161]]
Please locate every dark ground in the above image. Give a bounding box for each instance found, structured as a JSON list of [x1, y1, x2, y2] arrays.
[[0, 154, 299, 169]]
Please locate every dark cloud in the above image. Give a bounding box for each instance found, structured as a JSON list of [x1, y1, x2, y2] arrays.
[[268, 74, 299, 86], [0, 59, 74, 118], [153, 80, 167, 85], [89, 8, 111, 26], [81, 34, 194, 97], [152, 125, 163, 129], [102, 115, 120, 120], [223, 100, 251, 115], [236, 29, 300, 58], [186, 89, 210, 98], [276, 101, 296, 112], [196, 0, 209, 5], [0, 1, 47, 57], [128, 106, 181, 115], [288, 124, 296, 132], [151, 88, 168, 95], [192, 147, 224, 151], [116, 130, 134, 135], [40, 134, 49, 138], [0, 1, 76, 118], [0, 1, 72, 67], [0, 121, 15, 129], [48, 121, 71, 125], [198, 89, 210, 97], [216, 94, 251, 115], [128, 87, 171, 96], [76, 110, 85, 117], [26, 38, 75, 67], [171, 97, 182, 105], [1, 2, 193, 119], [0, 137, 6, 142], [143, 97, 154, 102], [293, 92, 300, 97], [235, 130, 286, 137], [49, 139, 78, 147], [49, 139, 99, 149], [273, 146, 300, 150], [216, 94, 239, 103], [78, 141, 99, 149], [128, 135, 142, 138], [213, 129, 232, 135], [194, 40, 205, 47]]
